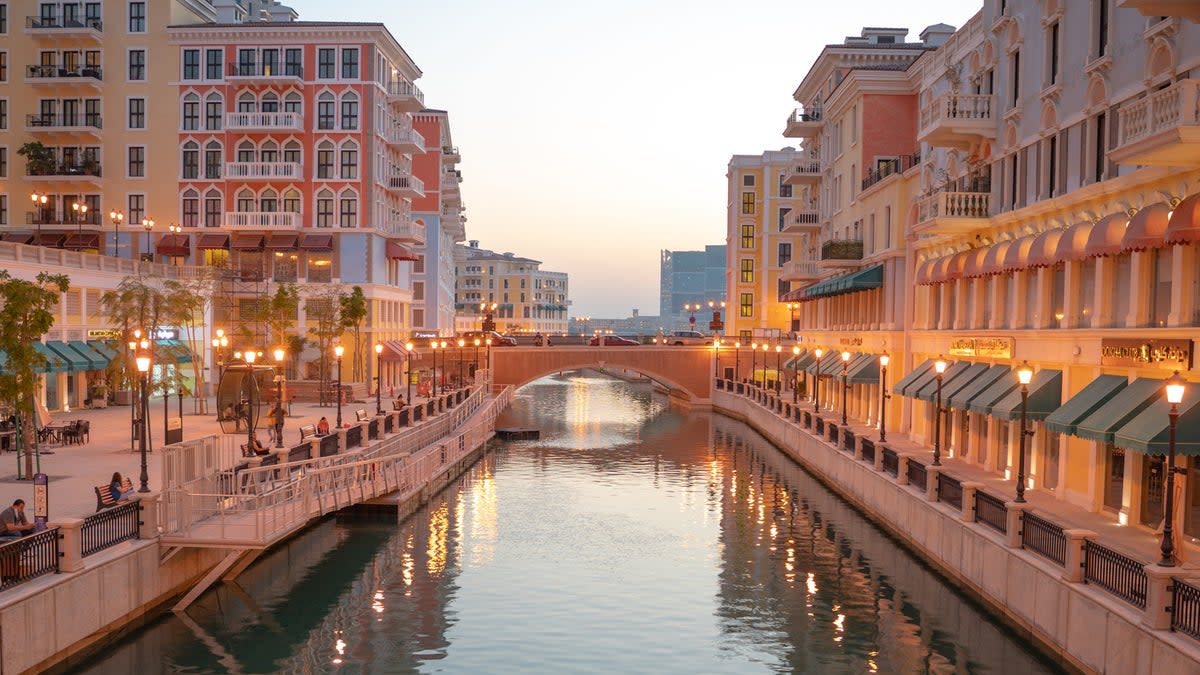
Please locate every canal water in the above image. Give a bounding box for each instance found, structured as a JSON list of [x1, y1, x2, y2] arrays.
[[73, 373, 1063, 674]]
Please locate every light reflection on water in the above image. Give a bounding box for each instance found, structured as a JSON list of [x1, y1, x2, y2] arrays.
[[71, 372, 1063, 674]]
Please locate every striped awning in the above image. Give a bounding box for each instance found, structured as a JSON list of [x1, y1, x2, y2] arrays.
[[802, 265, 883, 300]]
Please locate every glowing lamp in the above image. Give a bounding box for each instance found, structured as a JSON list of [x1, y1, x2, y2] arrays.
[[274, 348, 286, 362], [244, 350, 256, 364], [879, 353, 890, 368], [1166, 371, 1186, 405], [334, 345, 344, 358], [135, 356, 151, 372], [1017, 361, 1034, 386], [934, 358, 947, 375], [841, 350, 850, 362]]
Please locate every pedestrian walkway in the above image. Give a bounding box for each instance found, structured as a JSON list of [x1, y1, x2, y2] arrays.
[[0, 394, 427, 520]]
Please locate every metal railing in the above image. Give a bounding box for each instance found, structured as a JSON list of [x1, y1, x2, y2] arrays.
[[1083, 540, 1148, 609], [820, 239, 864, 261], [861, 150, 922, 190], [368, 418, 380, 440], [345, 425, 362, 449], [974, 490, 1008, 535], [907, 459, 928, 491], [25, 113, 103, 129], [1021, 511, 1066, 566], [860, 437, 874, 463], [937, 472, 963, 509], [787, 107, 823, 124], [0, 528, 60, 591], [881, 447, 898, 477], [1171, 577, 1200, 641], [80, 501, 140, 557], [26, 64, 103, 80], [319, 433, 339, 457], [26, 15, 104, 31], [387, 174, 425, 193]]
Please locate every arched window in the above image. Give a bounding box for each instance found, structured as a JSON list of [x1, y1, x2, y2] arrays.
[[204, 140, 223, 180], [237, 188, 256, 213], [316, 140, 335, 179], [338, 188, 358, 227], [237, 91, 256, 113], [182, 93, 200, 131], [283, 188, 301, 214], [340, 91, 359, 130], [261, 140, 279, 163], [182, 141, 199, 179], [317, 92, 335, 130], [237, 140, 255, 163], [283, 92, 302, 114], [203, 189, 222, 228], [261, 91, 279, 113], [315, 189, 334, 227], [204, 92, 224, 131], [182, 189, 199, 228], [339, 140, 358, 180], [260, 188, 278, 213], [283, 140, 302, 165]]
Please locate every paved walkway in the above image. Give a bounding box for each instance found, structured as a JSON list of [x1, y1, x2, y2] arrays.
[[0, 394, 422, 520]]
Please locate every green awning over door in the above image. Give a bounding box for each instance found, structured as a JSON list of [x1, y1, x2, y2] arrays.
[[1044, 375, 1129, 436], [892, 358, 934, 396], [846, 353, 881, 385], [87, 340, 120, 361], [1113, 388, 1200, 455], [945, 364, 1009, 410], [32, 342, 69, 373], [988, 369, 1063, 421], [1075, 378, 1164, 445], [45, 342, 90, 372], [900, 361, 944, 399], [68, 340, 109, 370], [914, 361, 969, 402]]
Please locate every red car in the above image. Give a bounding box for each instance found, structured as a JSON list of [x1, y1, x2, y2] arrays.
[[590, 335, 639, 346]]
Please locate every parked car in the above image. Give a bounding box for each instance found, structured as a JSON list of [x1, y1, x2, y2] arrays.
[[459, 330, 517, 346], [660, 330, 712, 346], [590, 335, 639, 346]]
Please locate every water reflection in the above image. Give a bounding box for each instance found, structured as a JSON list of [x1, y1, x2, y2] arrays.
[[72, 372, 1061, 674]]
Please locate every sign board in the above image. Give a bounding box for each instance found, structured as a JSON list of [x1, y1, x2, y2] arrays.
[[839, 337, 863, 347], [165, 417, 183, 444], [88, 327, 179, 340], [33, 473, 48, 532], [410, 372, 420, 385], [1100, 338, 1193, 371], [949, 336, 1013, 359]]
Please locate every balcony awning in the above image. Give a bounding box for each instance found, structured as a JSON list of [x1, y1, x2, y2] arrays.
[[945, 364, 1010, 410], [1120, 202, 1171, 253], [1165, 193, 1200, 245], [1084, 212, 1129, 258], [62, 233, 100, 251], [231, 235, 264, 250], [846, 352, 881, 385], [196, 233, 230, 250], [1114, 388, 1200, 455], [1054, 221, 1095, 263], [300, 234, 334, 251], [1044, 375, 1130, 436], [1001, 234, 1037, 272], [379, 339, 412, 362], [46, 341, 90, 372], [961, 247, 990, 278], [87, 340, 119, 361], [386, 241, 420, 261], [266, 234, 299, 250], [36, 233, 65, 248], [965, 368, 1018, 415], [68, 340, 109, 370], [915, 259, 935, 285], [980, 240, 1012, 276], [988, 369, 1062, 421], [913, 361, 970, 402], [156, 233, 191, 256], [1074, 377, 1163, 444], [892, 358, 934, 396], [32, 342, 69, 373], [803, 264, 883, 300], [1027, 229, 1064, 268]]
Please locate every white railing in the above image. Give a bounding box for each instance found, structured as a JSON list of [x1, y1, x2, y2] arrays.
[[224, 111, 303, 131], [223, 212, 301, 229], [388, 174, 425, 194], [920, 93, 994, 131], [0, 240, 209, 278], [785, 210, 820, 230], [386, 80, 425, 105], [781, 259, 820, 279], [916, 191, 991, 223], [380, 220, 425, 241], [224, 162, 302, 180], [387, 127, 425, 149], [1118, 79, 1200, 148]]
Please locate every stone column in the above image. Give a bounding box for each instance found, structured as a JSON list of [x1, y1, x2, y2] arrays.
[[853, 434, 864, 461], [925, 465, 941, 502], [897, 454, 911, 485], [960, 482, 983, 523], [337, 428, 348, 453], [136, 492, 160, 540], [1005, 501, 1025, 548], [1143, 564, 1176, 631], [874, 444, 885, 472], [1062, 529, 1096, 583], [56, 517, 85, 572], [1168, 243, 1197, 327]]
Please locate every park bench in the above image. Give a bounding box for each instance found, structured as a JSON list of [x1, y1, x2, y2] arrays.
[[299, 424, 317, 442], [240, 442, 270, 458], [354, 409, 369, 422], [93, 477, 134, 511]]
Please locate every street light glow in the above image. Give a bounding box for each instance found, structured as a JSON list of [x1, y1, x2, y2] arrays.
[[334, 345, 344, 358], [1166, 371, 1187, 404], [1017, 361, 1034, 385], [934, 358, 947, 374], [879, 353, 890, 367]]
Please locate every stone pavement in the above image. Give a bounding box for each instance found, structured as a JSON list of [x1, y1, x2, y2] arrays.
[[0, 393, 419, 520]]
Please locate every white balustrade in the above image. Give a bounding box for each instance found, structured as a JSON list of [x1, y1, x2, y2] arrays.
[[224, 111, 303, 130], [917, 191, 991, 223], [1118, 79, 1200, 148], [223, 211, 301, 230], [224, 162, 302, 180], [920, 93, 994, 131]]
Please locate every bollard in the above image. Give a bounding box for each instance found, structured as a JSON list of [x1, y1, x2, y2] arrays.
[[1142, 564, 1175, 630], [1061, 529, 1096, 583], [960, 482, 983, 523], [135, 492, 160, 540], [55, 517, 85, 572], [924, 465, 941, 501], [1005, 501, 1025, 548]]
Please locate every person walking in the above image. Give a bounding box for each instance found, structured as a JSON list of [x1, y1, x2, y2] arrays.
[[270, 403, 285, 445]]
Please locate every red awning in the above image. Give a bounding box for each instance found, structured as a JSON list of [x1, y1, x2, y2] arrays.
[[961, 247, 990, 278], [36, 233, 65, 247], [62, 233, 101, 250], [1165, 193, 1200, 245], [156, 233, 191, 256], [1053, 221, 1094, 263], [231, 235, 265, 250], [379, 339, 413, 362], [980, 240, 1013, 276], [386, 241, 420, 261], [1084, 212, 1129, 258], [1001, 234, 1038, 272], [266, 234, 299, 250], [1120, 202, 1171, 252], [914, 259, 935, 285], [2, 232, 35, 245], [196, 233, 230, 250], [300, 234, 334, 251], [1027, 229, 1064, 268]]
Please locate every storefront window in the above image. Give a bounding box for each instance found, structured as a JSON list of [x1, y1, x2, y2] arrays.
[[308, 254, 332, 283], [1112, 254, 1131, 327], [45, 376, 60, 411], [1079, 259, 1096, 327], [237, 251, 264, 281], [272, 251, 297, 282], [1150, 248, 1172, 328], [1051, 264, 1065, 327], [1103, 444, 1125, 511], [1042, 429, 1059, 490], [1141, 454, 1165, 528]]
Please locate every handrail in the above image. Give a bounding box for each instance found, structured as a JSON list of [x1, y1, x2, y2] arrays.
[[0, 528, 59, 591], [80, 501, 140, 556]]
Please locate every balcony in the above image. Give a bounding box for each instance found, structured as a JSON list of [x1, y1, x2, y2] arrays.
[[918, 93, 995, 149], [386, 81, 425, 112], [779, 259, 820, 282], [223, 212, 301, 230], [25, 163, 102, 183], [783, 108, 823, 139], [25, 65, 103, 87], [913, 191, 991, 237], [225, 162, 303, 180], [24, 15, 103, 40], [386, 128, 425, 154], [380, 218, 426, 244], [442, 146, 461, 163], [1117, 0, 1200, 20], [819, 239, 864, 269], [782, 162, 821, 186], [1110, 79, 1200, 167], [26, 211, 102, 230], [226, 63, 303, 85], [224, 112, 302, 131], [781, 209, 820, 234], [24, 114, 102, 136], [386, 174, 424, 199]]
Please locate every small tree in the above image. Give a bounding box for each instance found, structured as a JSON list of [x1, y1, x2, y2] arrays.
[[340, 286, 367, 382], [164, 271, 218, 413], [17, 141, 56, 176], [261, 283, 300, 349], [0, 271, 71, 479], [284, 334, 308, 380], [100, 272, 168, 409], [304, 285, 345, 403]]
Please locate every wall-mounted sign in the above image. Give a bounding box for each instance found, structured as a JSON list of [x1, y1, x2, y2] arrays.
[[1100, 339, 1193, 371], [839, 337, 863, 347], [87, 327, 178, 340], [949, 336, 1013, 359]]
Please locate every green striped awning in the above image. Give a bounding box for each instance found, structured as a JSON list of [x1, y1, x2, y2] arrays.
[[804, 265, 884, 300], [913, 361, 970, 402], [156, 340, 194, 364], [46, 341, 91, 372], [945, 364, 1009, 410], [846, 353, 881, 385], [988, 369, 1063, 421], [68, 340, 109, 370], [939, 362, 991, 404], [965, 369, 1019, 415], [892, 358, 934, 396], [32, 342, 70, 373], [900, 362, 944, 400], [87, 340, 120, 361], [1044, 375, 1129, 436], [1075, 378, 1164, 445], [1114, 388, 1200, 455]]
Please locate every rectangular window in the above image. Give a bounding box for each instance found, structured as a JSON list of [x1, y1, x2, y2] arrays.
[[237, 48, 255, 76], [0, 99, 6, 129], [128, 1, 145, 32], [1096, 0, 1109, 59], [317, 148, 333, 179], [204, 197, 221, 227], [0, 147, 6, 178], [739, 292, 754, 318], [182, 100, 198, 130], [0, 195, 6, 225], [1046, 135, 1057, 197], [341, 48, 359, 79], [740, 223, 754, 249], [1151, 248, 1173, 327], [740, 258, 754, 283], [0, 52, 6, 83], [340, 149, 357, 179], [742, 174, 755, 187], [318, 48, 335, 79], [1093, 112, 1106, 183], [741, 191, 755, 215], [777, 242, 792, 265], [273, 251, 297, 282], [0, 5, 6, 34], [284, 48, 302, 77], [340, 100, 358, 130], [182, 196, 198, 227], [205, 101, 221, 130], [318, 100, 334, 129], [183, 49, 200, 80], [128, 98, 145, 128], [777, 279, 790, 301], [1047, 22, 1059, 85], [128, 146, 144, 177], [128, 49, 145, 81], [205, 49, 222, 79], [204, 148, 221, 179], [128, 194, 145, 224], [1010, 50, 1020, 109], [316, 198, 333, 227]]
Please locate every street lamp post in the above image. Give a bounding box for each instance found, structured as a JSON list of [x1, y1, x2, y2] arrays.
[[141, 218, 154, 261], [127, 334, 138, 453], [707, 300, 725, 341], [775, 345, 782, 393], [792, 346, 801, 403], [473, 338, 481, 376], [813, 348, 824, 413], [683, 303, 698, 330], [244, 350, 258, 449], [30, 193, 49, 241], [1014, 362, 1035, 502], [430, 340, 439, 397], [1160, 371, 1187, 567], [879, 353, 890, 442], [439, 340, 448, 392], [734, 342, 740, 383], [71, 201, 89, 238], [713, 339, 721, 379], [135, 353, 151, 492], [404, 342, 414, 403], [109, 209, 124, 257], [485, 338, 492, 372], [273, 348, 285, 447], [374, 343, 384, 415], [841, 351, 851, 426], [750, 343, 758, 388], [457, 339, 466, 387], [786, 302, 799, 339], [932, 357, 947, 466], [333, 345, 344, 428]]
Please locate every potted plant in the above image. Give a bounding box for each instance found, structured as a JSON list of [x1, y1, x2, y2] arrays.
[[81, 149, 99, 176], [89, 382, 108, 408], [17, 141, 56, 176]]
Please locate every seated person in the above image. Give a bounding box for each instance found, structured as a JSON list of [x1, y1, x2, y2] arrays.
[[317, 417, 330, 435], [393, 395, 406, 410], [109, 472, 135, 502], [248, 433, 269, 456], [0, 499, 36, 537]]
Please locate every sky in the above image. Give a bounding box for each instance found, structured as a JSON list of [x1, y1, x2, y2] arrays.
[[288, 0, 980, 317]]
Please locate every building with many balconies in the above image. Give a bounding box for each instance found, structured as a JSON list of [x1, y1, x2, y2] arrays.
[[454, 241, 570, 336], [411, 110, 467, 335]]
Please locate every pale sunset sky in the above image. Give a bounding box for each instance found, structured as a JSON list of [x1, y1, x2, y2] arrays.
[[289, 0, 979, 317]]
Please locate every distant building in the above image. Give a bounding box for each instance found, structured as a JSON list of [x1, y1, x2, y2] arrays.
[[660, 246, 726, 322], [454, 241, 570, 335]]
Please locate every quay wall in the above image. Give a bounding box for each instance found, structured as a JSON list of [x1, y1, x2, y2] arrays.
[[714, 390, 1200, 675]]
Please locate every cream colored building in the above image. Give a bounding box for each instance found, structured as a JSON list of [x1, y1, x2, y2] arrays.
[[454, 241, 569, 335]]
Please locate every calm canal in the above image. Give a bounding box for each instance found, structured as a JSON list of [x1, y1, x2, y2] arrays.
[[74, 373, 1064, 673]]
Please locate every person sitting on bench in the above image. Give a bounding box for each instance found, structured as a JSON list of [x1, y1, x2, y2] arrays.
[[0, 499, 35, 537], [317, 417, 330, 435], [393, 395, 406, 410], [110, 472, 135, 502], [248, 433, 269, 456]]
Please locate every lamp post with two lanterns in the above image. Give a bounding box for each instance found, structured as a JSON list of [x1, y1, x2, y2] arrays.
[[71, 201, 89, 238], [109, 209, 124, 257], [30, 192, 49, 241], [750, 342, 758, 388], [457, 339, 466, 387], [792, 346, 801, 403], [141, 218, 154, 261], [135, 349, 152, 493]]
